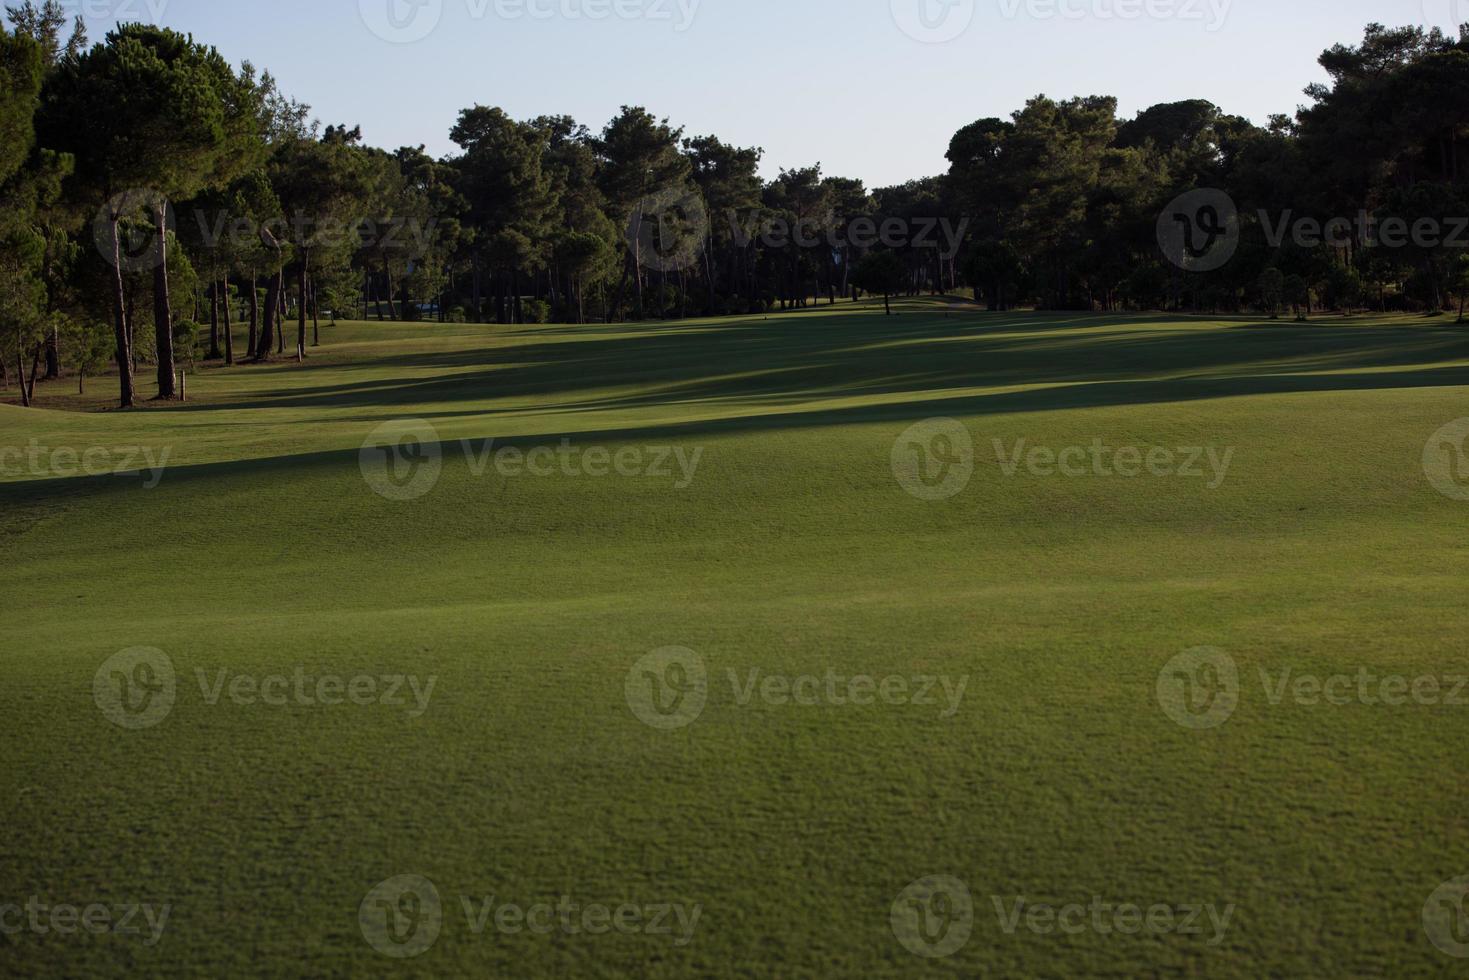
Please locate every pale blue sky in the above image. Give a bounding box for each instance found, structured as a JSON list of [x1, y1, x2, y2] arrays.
[[62, 0, 1450, 186]]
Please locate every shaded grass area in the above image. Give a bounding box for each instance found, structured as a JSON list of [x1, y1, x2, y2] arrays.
[[1, 300, 1468, 977]]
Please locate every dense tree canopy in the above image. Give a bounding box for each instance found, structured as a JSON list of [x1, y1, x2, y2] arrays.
[[5, 17, 1469, 409]]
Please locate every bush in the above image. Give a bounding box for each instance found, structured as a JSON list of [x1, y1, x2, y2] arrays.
[[521, 299, 550, 324], [173, 319, 202, 366]]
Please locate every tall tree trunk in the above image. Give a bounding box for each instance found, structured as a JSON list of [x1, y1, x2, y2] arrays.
[[43, 324, 59, 380], [384, 259, 398, 319], [152, 203, 177, 399], [126, 290, 137, 374], [17, 350, 29, 407], [247, 273, 259, 358], [311, 276, 320, 345], [471, 257, 482, 321], [611, 253, 631, 322], [633, 239, 645, 319], [26, 344, 41, 404], [276, 280, 286, 354], [208, 282, 221, 359], [703, 239, 716, 316], [296, 258, 308, 361], [223, 274, 234, 365], [257, 264, 280, 360], [109, 217, 135, 408]]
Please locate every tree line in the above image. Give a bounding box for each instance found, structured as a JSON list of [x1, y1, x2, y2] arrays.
[[2, 8, 1466, 410]]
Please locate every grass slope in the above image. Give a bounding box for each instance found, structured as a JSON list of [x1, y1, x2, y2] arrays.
[[2, 299, 1468, 977]]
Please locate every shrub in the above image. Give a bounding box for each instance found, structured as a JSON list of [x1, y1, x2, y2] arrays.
[[173, 319, 202, 366]]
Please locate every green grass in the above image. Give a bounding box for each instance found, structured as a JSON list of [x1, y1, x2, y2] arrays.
[[3, 298, 1469, 977]]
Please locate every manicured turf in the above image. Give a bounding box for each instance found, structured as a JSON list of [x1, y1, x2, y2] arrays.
[[3, 299, 1469, 977]]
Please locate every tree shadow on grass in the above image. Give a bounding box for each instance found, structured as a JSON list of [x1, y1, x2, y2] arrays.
[[6, 356, 1468, 510], [157, 308, 1469, 427]]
